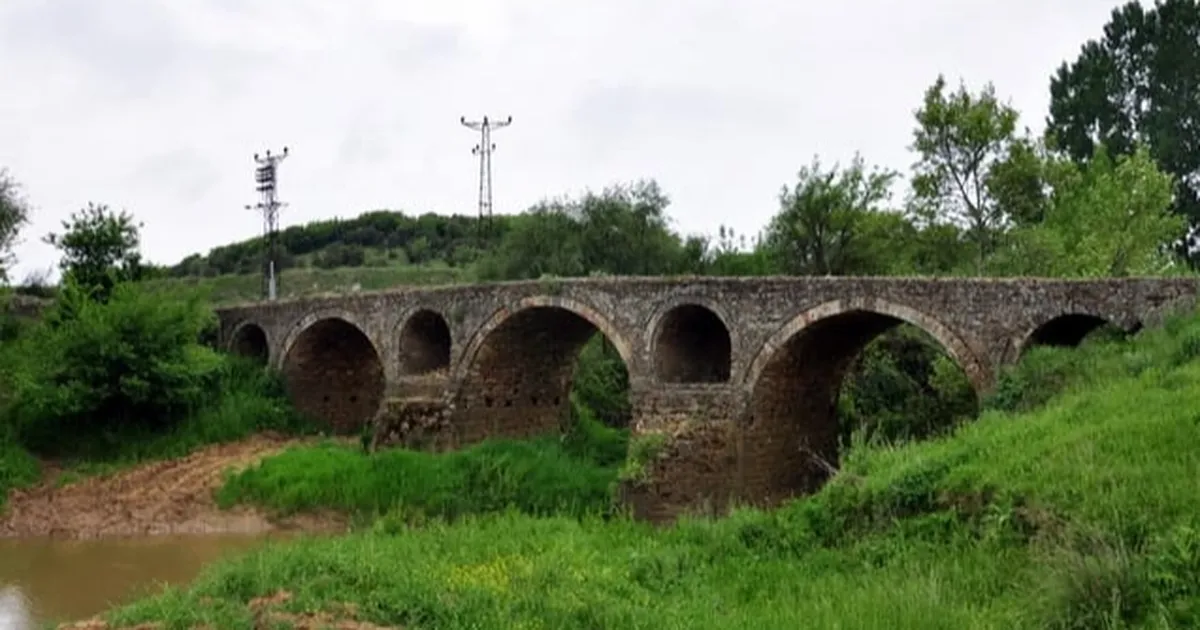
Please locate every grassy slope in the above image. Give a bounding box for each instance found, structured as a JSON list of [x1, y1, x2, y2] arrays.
[[97, 309, 1200, 628]]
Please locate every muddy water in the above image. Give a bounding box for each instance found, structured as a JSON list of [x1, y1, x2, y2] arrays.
[[0, 533, 284, 625]]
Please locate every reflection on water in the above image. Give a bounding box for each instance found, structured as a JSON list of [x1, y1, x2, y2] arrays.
[[0, 533, 285, 625], [0, 585, 32, 630]]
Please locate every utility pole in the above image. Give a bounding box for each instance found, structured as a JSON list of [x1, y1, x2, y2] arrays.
[[246, 146, 288, 301], [460, 115, 512, 245]]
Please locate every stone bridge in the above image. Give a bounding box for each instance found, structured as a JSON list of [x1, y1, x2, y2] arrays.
[[214, 275, 1199, 520]]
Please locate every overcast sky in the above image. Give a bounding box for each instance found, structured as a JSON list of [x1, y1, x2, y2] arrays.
[[0, 0, 1126, 280]]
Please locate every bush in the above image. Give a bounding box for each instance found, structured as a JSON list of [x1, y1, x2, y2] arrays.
[[1, 280, 310, 463], [839, 326, 978, 447], [5, 280, 222, 456]]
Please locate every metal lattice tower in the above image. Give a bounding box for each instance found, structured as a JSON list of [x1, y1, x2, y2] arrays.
[[460, 115, 512, 242], [245, 147, 289, 301]]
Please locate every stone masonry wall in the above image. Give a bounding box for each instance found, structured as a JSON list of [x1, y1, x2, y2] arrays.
[[215, 276, 1200, 521]]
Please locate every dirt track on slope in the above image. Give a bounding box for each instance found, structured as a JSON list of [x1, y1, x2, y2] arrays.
[[0, 434, 348, 539]]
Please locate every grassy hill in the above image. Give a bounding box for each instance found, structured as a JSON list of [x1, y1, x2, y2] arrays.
[[93, 304, 1200, 628], [155, 210, 504, 304]]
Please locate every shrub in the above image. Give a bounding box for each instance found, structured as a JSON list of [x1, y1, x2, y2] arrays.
[[6, 280, 230, 457]]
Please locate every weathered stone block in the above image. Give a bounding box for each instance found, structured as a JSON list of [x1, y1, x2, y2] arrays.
[[369, 397, 452, 452]]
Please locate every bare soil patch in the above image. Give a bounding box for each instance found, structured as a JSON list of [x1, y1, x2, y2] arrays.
[[0, 434, 350, 539]]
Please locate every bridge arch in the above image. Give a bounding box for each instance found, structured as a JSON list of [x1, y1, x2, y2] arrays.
[[739, 298, 985, 506], [648, 299, 733, 383], [227, 320, 269, 363], [396, 308, 452, 376], [1009, 311, 1141, 363], [453, 295, 634, 443], [279, 310, 385, 434]]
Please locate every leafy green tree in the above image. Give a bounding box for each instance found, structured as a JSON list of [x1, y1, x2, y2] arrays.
[[0, 169, 31, 284], [989, 145, 1183, 276], [44, 203, 145, 301], [572, 180, 685, 276], [477, 206, 586, 280], [479, 180, 692, 280], [7, 280, 223, 456], [763, 154, 898, 275], [910, 75, 1026, 270], [1046, 0, 1200, 258]]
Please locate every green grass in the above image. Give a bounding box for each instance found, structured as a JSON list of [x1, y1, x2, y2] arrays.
[[217, 405, 630, 522], [0, 431, 38, 508], [77, 308, 1200, 627], [142, 261, 472, 306]]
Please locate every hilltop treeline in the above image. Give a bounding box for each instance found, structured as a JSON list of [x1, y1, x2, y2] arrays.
[[169, 211, 507, 277]]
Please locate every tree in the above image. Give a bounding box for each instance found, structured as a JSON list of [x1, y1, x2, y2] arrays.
[[572, 180, 684, 276], [44, 203, 145, 301], [763, 154, 898, 275], [910, 75, 1025, 270], [0, 169, 31, 284], [989, 145, 1184, 277], [1046, 0, 1200, 259], [7, 280, 224, 456], [476, 205, 586, 280], [479, 180, 692, 280]]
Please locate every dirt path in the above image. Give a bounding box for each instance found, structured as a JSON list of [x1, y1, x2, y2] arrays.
[[0, 434, 347, 539]]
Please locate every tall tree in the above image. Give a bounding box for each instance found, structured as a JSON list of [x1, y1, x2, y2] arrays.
[[1046, 0, 1200, 259], [44, 202, 145, 301], [0, 169, 31, 284], [909, 75, 1025, 271], [988, 145, 1183, 277], [763, 154, 898, 276]]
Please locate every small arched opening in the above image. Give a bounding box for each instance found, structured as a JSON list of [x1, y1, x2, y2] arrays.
[[653, 304, 732, 383], [229, 323, 268, 363], [398, 309, 452, 376], [281, 317, 385, 434], [1024, 313, 1134, 353], [742, 305, 980, 507]]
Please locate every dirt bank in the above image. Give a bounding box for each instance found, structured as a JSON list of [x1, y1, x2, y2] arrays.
[[0, 434, 349, 539], [59, 590, 398, 630]]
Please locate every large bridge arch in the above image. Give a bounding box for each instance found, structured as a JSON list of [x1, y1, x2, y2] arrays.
[[278, 309, 385, 434], [452, 295, 635, 444], [738, 298, 986, 506]]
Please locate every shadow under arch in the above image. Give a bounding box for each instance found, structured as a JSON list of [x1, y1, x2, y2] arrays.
[[280, 315, 385, 434], [452, 295, 635, 445], [650, 302, 732, 383], [1014, 312, 1140, 361], [397, 308, 452, 376], [738, 298, 985, 507], [228, 321, 269, 363]]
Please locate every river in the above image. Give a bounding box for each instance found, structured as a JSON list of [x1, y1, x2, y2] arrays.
[[0, 533, 285, 626]]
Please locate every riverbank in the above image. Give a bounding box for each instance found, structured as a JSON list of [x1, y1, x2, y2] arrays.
[[0, 434, 349, 539]]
